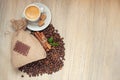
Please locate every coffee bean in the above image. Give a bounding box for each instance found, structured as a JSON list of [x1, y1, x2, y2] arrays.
[[21, 75, 24, 77]]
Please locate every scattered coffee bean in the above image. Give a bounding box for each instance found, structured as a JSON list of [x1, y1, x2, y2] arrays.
[[21, 75, 24, 77]]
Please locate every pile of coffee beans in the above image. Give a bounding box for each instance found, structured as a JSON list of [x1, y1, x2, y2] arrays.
[[19, 24, 65, 77]]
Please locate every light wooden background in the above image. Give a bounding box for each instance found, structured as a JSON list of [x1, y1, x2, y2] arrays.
[[0, 0, 120, 80]]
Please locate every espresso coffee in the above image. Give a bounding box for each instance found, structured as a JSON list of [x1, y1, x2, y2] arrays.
[[24, 5, 40, 21]]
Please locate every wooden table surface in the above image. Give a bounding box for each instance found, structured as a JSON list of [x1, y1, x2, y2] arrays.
[[0, 0, 120, 80]]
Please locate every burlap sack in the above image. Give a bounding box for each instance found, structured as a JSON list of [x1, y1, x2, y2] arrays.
[[11, 19, 46, 68]]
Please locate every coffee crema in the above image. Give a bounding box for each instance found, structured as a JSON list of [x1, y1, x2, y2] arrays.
[[25, 6, 40, 20]]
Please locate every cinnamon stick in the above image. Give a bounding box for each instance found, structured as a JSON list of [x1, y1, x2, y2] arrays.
[[34, 32, 51, 51]]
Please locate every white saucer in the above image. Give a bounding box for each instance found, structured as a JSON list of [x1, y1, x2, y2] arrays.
[[23, 3, 51, 31]]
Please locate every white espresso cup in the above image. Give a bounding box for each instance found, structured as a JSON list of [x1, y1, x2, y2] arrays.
[[23, 4, 41, 22]]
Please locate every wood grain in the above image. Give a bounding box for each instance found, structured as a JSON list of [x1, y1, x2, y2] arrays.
[[0, 0, 120, 80]]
